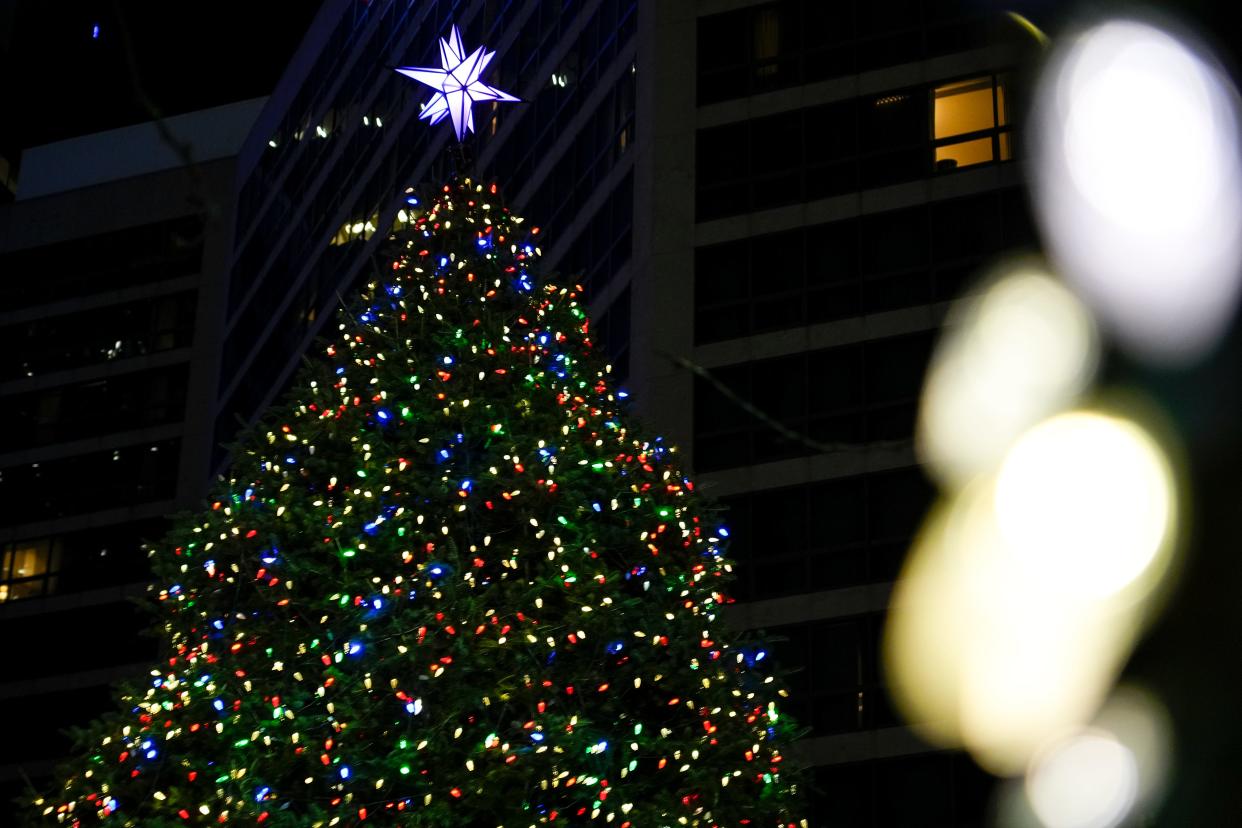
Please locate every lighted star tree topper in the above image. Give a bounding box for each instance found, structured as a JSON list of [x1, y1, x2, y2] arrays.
[[30, 178, 805, 826], [397, 25, 520, 141]]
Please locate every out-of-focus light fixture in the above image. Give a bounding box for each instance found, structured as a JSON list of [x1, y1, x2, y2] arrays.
[[1026, 728, 1139, 828], [1018, 685, 1174, 828], [994, 410, 1176, 600], [1031, 19, 1242, 363], [885, 478, 1144, 775], [887, 406, 1180, 774], [918, 263, 1098, 488]]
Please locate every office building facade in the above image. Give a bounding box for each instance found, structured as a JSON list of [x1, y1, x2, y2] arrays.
[[631, 3, 1037, 823], [0, 100, 265, 801]]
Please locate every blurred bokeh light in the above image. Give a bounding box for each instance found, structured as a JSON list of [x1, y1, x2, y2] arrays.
[[918, 264, 1098, 488], [1026, 728, 1138, 828], [885, 474, 1145, 775], [888, 403, 1180, 775], [890, 11, 1219, 821], [1030, 19, 1242, 363], [1018, 686, 1173, 828], [994, 410, 1176, 600]]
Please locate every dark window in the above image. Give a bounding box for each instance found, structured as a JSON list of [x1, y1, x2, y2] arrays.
[[932, 193, 1004, 265], [812, 761, 870, 827], [0, 439, 180, 522], [764, 613, 899, 735], [0, 217, 203, 310], [55, 518, 167, 593], [1, 365, 189, 451], [863, 91, 924, 150], [694, 188, 1033, 343], [696, 0, 1026, 105], [694, 331, 933, 471], [0, 600, 152, 681], [695, 122, 750, 218], [721, 466, 931, 600], [594, 285, 632, 385], [810, 753, 994, 827], [560, 171, 634, 299], [0, 291, 196, 381], [7, 685, 116, 768], [695, 363, 751, 436]]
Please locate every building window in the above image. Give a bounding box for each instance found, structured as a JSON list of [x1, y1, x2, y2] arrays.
[[696, 1, 1028, 105], [693, 331, 935, 472], [594, 286, 632, 385], [722, 467, 933, 600], [0, 291, 196, 381], [0, 538, 60, 602], [693, 189, 1035, 343], [1, 365, 189, 451], [752, 6, 782, 78], [0, 216, 203, 311], [697, 73, 1020, 220], [932, 75, 1012, 171], [809, 752, 994, 826], [765, 613, 899, 735], [0, 439, 180, 522]]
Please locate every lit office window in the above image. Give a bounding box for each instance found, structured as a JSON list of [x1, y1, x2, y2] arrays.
[[0, 538, 60, 602], [933, 75, 1012, 171]]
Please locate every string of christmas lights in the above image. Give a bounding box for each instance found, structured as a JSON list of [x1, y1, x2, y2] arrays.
[[31, 178, 805, 828]]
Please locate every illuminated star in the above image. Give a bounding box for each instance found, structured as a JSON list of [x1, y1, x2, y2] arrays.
[[396, 25, 520, 141]]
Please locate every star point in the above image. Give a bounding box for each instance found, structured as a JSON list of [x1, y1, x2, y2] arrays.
[[396, 25, 520, 141]]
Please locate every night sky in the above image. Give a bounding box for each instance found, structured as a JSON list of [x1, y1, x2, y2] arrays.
[[0, 1, 325, 169]]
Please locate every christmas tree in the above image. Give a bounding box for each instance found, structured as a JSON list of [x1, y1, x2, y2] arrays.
[[29, 177, 804, 827]]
